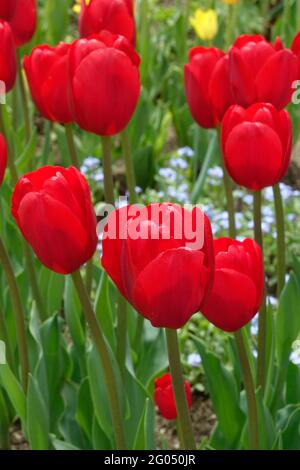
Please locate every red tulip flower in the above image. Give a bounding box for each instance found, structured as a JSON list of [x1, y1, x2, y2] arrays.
[[0, 0, 37, 47], [184, 46, 225, 129], [202, 238, 264, 332], [154, 373, 192, 421], [221, 103, 292, 191], [24, 43, 73, 123], [79, 0, 135, 45], [0, 20, 17, 92], [102, 203, 214, 329], [11, 166, 98, 275], [69, 31, 140, 136], [0, 133, 7, 186], [209, 34, 298, 120]]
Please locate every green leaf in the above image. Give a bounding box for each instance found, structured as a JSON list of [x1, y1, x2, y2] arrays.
[[44, 0, 72, 44], [136, 328, 168, 385], [276, 405, 300, 450], [64, 277, 85, 352], [276, 273, 300, 365], [39, 268, 64, 317], [193, 337, 245, 448], [0, 364, 26, 422], [94, 272, 116, 351], [26, 374, 50, 450], [255, 388, 276, 450], [51, 436, 80, 451], [286, 362, 300, 404], [76, 377, 94, 443], [133, 398, 155, 450]]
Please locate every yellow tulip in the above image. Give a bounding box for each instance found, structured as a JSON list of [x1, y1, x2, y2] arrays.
[[73, 0, 91, 14], [190, 9, 218, 41]]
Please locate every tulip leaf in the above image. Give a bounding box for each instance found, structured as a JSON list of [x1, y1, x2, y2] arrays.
[[51, 436, 80, 451], [133, 398, 155, 450], [286, 362, 300, 405], [136, 327, 168, 385], [276, 404, 300, 450], [26, 374, 50, 450], [193, 336, 245, 448], [0, 364, 26, 423], [76, 377, 94, 443], [255, 388, 276, 450], [94, 272, 116, 352], [39, 268, 65, 318], [64, 277, 86, 352], [276, 272, 300, 365]]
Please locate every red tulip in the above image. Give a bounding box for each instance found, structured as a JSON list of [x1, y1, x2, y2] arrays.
[[202, 238, 264, 332], [11, 166, 98, 275], [79, 0, 135, 45], [0, 20, 17, 92], [0, 0, 36, 47], [184, 46, 225, 129], [221, 103, 292, 191], [209, 34, 298, 119], [154, 373, 192, 421], [102, 202, 214, 329], [0, 133, 7, 186], [0, 0, 17, 21], [24, 43, 73, 123], [69, 31, 140, 136]]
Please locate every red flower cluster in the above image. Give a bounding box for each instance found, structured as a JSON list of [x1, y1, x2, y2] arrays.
[[0, 0, 36, 47], [154, 373, 192, 420], [24, 31, 140, 136]]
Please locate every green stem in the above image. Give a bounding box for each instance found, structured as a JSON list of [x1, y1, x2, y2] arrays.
[[17, 49, 30, 141], [297, 0, 300, 30], [253, 191, 267, 391], [22, 242, 46, 322], [0, 238, 29, 391], [71, 270, 126, 449], [272, 184, 286, 297], [235, 330, 259, 450], [224, 3, 239, 49], [101, 137, 115, 205], [221, 160, 236, 239], [116, 293, 127, 381], [121, 129, 137, 204], [165, 329, 196, 450], [65, 124, 80, 168], [12, 86, 18, 129]]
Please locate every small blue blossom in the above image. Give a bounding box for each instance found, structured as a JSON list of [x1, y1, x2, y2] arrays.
[[187, 353, 202, 367], [158, 167, 177, 181], [243, 194, 253, 205], [251, 316, 259, 336], [177, 146, 194, 158], [207, 166, 223, 179], [135, 186, 143, 194], [170, 157, 188, 170], [290, 350, 300, 366], [83, 156, 99, 169], [264, 187, 273, 202], [94, 171, 104, 182]]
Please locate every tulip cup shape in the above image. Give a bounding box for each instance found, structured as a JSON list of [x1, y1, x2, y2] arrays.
[[209, 34, 298, 120], [221, 103, 292, 191], [0, 133, 7, 186], [184, 46, 225, 129], [11, 166, 98, 275], [69, 31, 140, 136], [154, 373, 192, 421], [201, 238, 264, 332], [102, 202, 215, 329], [23, 43, 73, 123], [79, 0, 135, 45], [0, 0, 36, 47], [0, 20, 17, 92]]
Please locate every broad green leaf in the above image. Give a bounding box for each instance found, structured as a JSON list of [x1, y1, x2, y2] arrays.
[[276, 273, 300, 364], [94, 272, 116, 351], [0, 389, 11, 449], [193, 337, 245, 448], [39, 268, 65, 317], [276, 404, 300, 450], [286, 362, 300, 404], [51, 436, 80, 451], [44, 0, 72, 44], [0, 364, 26, 422], [76, 377, 94, 442], [256, 388, 276, 450], [59, 382, 88, 449], [64, 277, 85, 352], [26, 374, 50, 450], [92, 416, 112, 450], [133, 398, 155, 450], [136, 328, 168, 385]]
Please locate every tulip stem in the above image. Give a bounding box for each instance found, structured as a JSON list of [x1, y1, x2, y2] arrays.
[[101, 137, 115, 206], [272, 184, 286, 297], [116, 293, 127, 381], [71, 270, 127, 450], [165, 328, 196, 450], [121, 129, 137, 204], [65, 124, 80, 168], [0, 238, 29, 391], [17, 49, 30, 141], [221, 160, 236, 239], [253, 191, 267, 391], [235, 330, 259, 450]]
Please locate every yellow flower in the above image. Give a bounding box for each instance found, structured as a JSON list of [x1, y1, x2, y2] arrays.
[[190, 9, 218, 41], [221, 0, 239, 4], [73, 0, 91, 14]]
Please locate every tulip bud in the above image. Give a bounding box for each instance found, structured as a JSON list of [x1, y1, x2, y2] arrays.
[[11, 166, 98, 275], [0, 133, 7, 186], [69, 31, 140, 136], [24, 43, 73, 123], [154, 373, 192, 421], [0, 20, 17, 92], [221, 103, 292, 191], [79, 0, 135, 45], [102, 203, 214, 329], [202, 238, 264, 332]]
